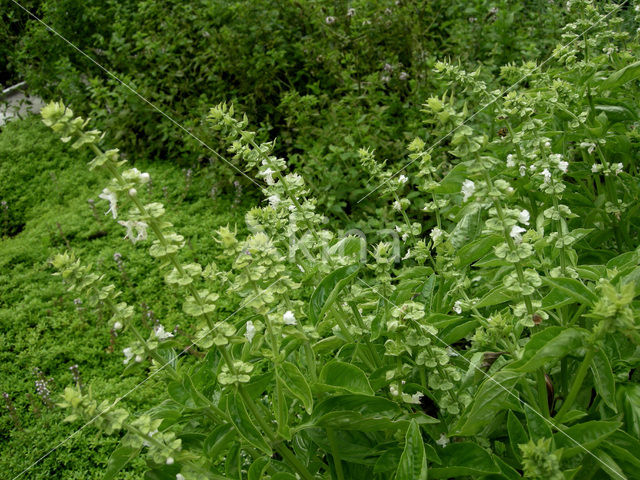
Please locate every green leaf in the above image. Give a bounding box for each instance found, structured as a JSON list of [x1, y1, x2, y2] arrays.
[[432, 163, 468, 194], [617, 384, 640, 438], [474, 285, 511, 309], [309, 264, 359, 324], [318, 361, 374, 395], [395, 420, 427, 480], [103, 446, 141, 480], [509, 327, 588, 372], [595, 449, 628, 480], [600, 61, 640, 90], [591, 349, 617, 411], [248, 457, 270, 480], [507, 410, 528, 462], [429, 442, 500, 478], [554, 421, 621, 458], [453, 370, 521, 436], [456, 235, 502, 267], [539, 277, 597, 306], [278, 361, 313, 414], [524, 403, 552, 441], [227, 393, 271, 455], [204, 424, 236, 460]]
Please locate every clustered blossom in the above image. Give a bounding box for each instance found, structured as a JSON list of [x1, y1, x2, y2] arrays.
[[154, 324, 174, 341], [518, 209, 530, 225], [118, 220, 148, 244], [245, 320, 256, 342], [98, 188, 118, 219], [283, 311, 297, 325], [510, 225, 526, 243], [461, 179, 475, 202]]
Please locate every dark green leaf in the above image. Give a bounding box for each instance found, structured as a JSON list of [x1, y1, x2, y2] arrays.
[[591, 349, 617, 411], [429, 442, 499, 478], [509, 327, 588, 372], [309, 264, 359, 324], [507, 410, 528, 462], [248, 457, 270, 480], [318, 361, 374, 395], [601, 61, 640, 90], [227, 393, 271, 455], [103, 446, 141, 480], [539, 277, 597, 306], [278, 361, 313, 414], [554, 421, 621, 458]]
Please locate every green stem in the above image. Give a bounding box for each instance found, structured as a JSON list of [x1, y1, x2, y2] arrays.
[[327, 429, 346, 480], [536, 369, 550, 419], [555, 348, 596, 421]]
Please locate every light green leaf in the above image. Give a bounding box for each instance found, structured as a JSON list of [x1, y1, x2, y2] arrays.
[[429, 442, 499, 478], [539, 277, 597, 306], [591, 349, 617, 411], [395, 420, 427, 480], [103, 446, 141, 480], [600, 61, 640, 90], [278, 361, 313, 414], [554, 421, 621, 458]]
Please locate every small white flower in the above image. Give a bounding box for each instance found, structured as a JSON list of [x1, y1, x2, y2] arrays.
[[581, 142, 596, 154], [436, 433, 449, 447], [347, 7, 356, 17], [613, 162, 623, 175], [259, 167, 276, 185], [408, 391, 423, 404], [506, 154, 515, 167], [453, 300, 462, 314], [267, 194, 281, 208], [392, 200, 402, 211], [519, 165, 526, 177], [558, 160, 569, 173], [401, 233, 408, 241], [283, 311, 297, 326], [140, 172, 151, 183], [399, 71, 409, 81], [544, 141, 551, 148], [113, 321, 123, 331], [381, 75, 390, 83], [123, 347, 134, 364], [529, 164, 537, 173], [325, 15, 336, 24], [461, 179, 475, 202], [245, 320, 256, 343], [390, 384, 399, 396], [128, 188, 137, 197], [166, 457, 174, 465], [398, 174, 408, 184], [135, 355, 143, 363], [98, 188, 118, 219], [118, 220, 148, 244], [510, 225, 526, 243], [446, 347, 459, 357], [591, 163, 600, 173], [541, 168, 551, 183], [176, 475, 185, 480], [288, 204, 296, 212], [154, 324, 174, 341], [506, 186, 514, 194], [430, 227, 443, 243], [519, 209, 530, 225]]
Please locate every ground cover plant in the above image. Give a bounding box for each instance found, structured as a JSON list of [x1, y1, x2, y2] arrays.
[[3, 0, 640, 479]]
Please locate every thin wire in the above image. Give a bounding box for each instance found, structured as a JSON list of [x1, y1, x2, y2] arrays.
[[356, 277, 624, 480], [11, 278, 282, 480], [356, 1, 626, 204], [8, 0, 264, 190]]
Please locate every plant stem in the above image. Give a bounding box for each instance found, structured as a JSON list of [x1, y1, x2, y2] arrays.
[[555, 347, 596, 421]]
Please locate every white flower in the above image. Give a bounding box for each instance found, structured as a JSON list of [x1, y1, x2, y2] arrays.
[[558, 160, 569, 173], [166, 457, 174, 465], [140, 172, 150, 183], [461, 179, 475, 202], [407, 391, 423, 404], [581, 142, 596, 154], [176, 475, 185, 480], [123, 347, 134, 364], [453, 300, 462, 314], [544, 141, 551, 148], [154, 324, 174, 341], [613, 163, 623, 175], [518, 209, 530, 225], [245, 320, 256, 343], [519, 165, 526, 177], [259, 167, 276, 185], [399, 72, 409, 81], [267, 194, 281, 208], [325, 15, 336, 24], [529, 164, 537, 173], [436, 433, 449, 447], [347, 7, 356, 17], [506, 154, 515, 167], [113, 321, 123, 331], [98, 188, 118, 219], [401, 233, 408, 241], [135, 355, 143, 363], [390, 384, 399, 396], [128, 188, 137, 197], [392, 200, 402, 211], [591, 163, 600, 173], [446, 347, 459, 357], [283, 311, 297, 326], [541, 168, 551, 183], [118, 220, 148, 244], [430, 227, 443, 243], [288, 204, 296, 212], [398, 174, 408, 184], [510, 225, 526, 243]]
